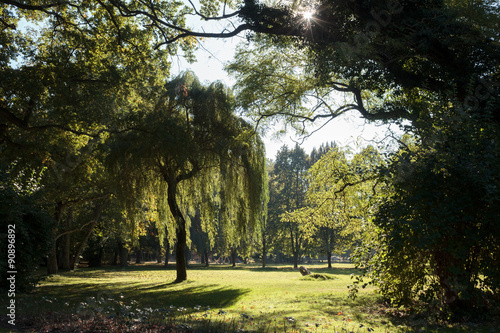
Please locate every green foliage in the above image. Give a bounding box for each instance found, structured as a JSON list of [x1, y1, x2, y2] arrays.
[[268, 144, 309, 267], [0, 168, 54, 292], [292, 145, 382, 263], [0, 0, 180, 275], [108, 72, 267, 280], [230, 0, 500, 317], [351, 111, 500, 315]]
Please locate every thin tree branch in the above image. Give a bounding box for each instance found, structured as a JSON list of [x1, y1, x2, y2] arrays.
[[187, 0, 240, 21]]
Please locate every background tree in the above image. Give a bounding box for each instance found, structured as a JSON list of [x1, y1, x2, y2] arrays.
[[352, 114, 500, 316], [287, 145, 382, 268], [270, 144, 309, 268]]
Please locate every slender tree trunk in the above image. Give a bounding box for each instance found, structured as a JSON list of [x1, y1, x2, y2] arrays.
[[290, 228, 297, 268], [61, 207, 74, 270], [327, 250, 332, 269], [70, 204, 103, 269], [157, 248, 162, 264], [164, 226, 170, 267], [47, 203, 64, 275], [262, 236, 267, 268], [204, 250, 209, 267], [231, 248, 237, 267], [70, 221, 97, 270], [118, 240, 128, 267], [185, 246, 191, 268], [47, 242, 59, 275], [135, 248, 142, 264], [293, 251, 299, 269], [164, 243, 170, 267]]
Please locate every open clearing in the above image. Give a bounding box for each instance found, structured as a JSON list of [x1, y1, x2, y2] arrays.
[[5, 263, 497, 332]]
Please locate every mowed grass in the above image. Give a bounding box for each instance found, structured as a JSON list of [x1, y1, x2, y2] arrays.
[[14, 263, 496, 332]]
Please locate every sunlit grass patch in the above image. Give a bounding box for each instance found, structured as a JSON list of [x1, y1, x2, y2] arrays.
[[10, 263, 499, 332]]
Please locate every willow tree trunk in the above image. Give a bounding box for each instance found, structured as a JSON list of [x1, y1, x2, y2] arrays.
[[166, 174, 187, 282]]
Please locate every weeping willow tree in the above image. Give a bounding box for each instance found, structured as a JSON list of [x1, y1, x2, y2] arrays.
[[108, 72, 267, 282]]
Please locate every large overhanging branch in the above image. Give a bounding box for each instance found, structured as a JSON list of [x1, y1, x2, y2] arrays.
[[1, 0, 71, 10], [2, 0, 301, 46]]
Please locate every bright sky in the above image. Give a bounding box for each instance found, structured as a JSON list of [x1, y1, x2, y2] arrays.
[[170, 7, 396, 160]]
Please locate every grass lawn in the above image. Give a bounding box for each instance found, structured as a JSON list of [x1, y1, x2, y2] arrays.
[[3, 263, 498, 332]]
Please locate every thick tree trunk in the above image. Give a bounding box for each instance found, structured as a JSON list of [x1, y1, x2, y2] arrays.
[[166, 176, 187, 282], [327, 250, 332, 269], [175, 228, 187, 281]]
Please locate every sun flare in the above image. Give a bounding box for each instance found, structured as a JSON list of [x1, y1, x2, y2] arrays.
[[302, 10, 314, 20]]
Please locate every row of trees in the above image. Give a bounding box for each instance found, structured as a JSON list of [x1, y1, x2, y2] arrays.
[[0, 0, 267, 287], [225, 0, 500, 317], [261, 142, 382, 270], [1, 0, 499, 318]]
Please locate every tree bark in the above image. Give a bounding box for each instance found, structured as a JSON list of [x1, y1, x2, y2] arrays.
[[231, 248, 237, 267], [70, 221, 97, 270], [157, 248, 162, 263], [164, 226, 170, 267], [135, 248, 142, 264], [262, 237, 267, 268], [118, 240, 128, 267], [327, 250, 332, 269], [166, 174, 187, 282], [47, 242, 59, 275], [162, 163, 200, 282], [293, 250, 299, 269], [164, 242, 170, 267], [204, 250, 209, 267], [47, 203, 64, 275]]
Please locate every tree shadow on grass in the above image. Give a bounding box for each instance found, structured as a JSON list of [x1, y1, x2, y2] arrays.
[[60, 262, 359, 277], [20, 279, 249, 316], [246, 264, 359, 276]]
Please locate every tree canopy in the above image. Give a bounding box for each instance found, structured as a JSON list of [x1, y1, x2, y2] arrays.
[[108, 72, 267, 282]]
